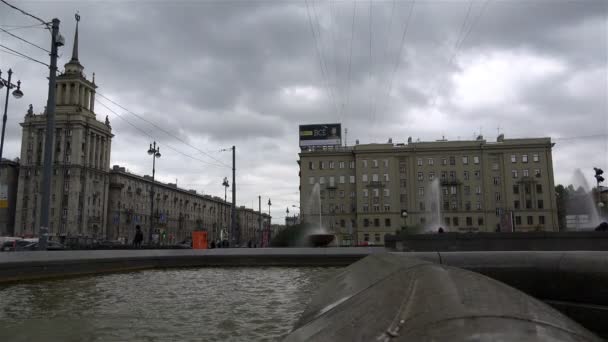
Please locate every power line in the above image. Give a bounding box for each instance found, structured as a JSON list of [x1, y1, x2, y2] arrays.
[[0, 0, 50, 30], [343, 1, 357, 122], [0, 26, 50, 52], [95, 92, 232, 168], [95, 99, 228, 169], [0, 43, 49, 67]]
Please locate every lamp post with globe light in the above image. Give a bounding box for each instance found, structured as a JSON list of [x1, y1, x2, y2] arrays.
[[147, 142, 161, 244], [0, 69, 24, 164]]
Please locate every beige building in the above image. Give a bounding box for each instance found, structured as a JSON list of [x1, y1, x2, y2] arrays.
[[237, 206, 270, 246], [0, 159, 19, 236], [107, 165, 232, 244], [14, 20, 112, 238], [299, 136, 558, 246]]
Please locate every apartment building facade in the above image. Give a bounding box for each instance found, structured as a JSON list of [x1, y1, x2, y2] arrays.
[[299, 136, 558, 246]]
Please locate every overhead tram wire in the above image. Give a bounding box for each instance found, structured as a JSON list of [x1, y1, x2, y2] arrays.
[[0, 0, 51, 30], [369, 0, 397, 142], [95, 99, 227, 169], [343, 1, 357, 125], [307, 0, 339, 116], [0, 43, 49, 67], [0, 26, 50, 52], [372, 0, 416, 140], [95, 92, 232, 168]]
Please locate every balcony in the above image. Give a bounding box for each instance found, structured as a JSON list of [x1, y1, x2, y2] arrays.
[[366, 181, 385, 188]]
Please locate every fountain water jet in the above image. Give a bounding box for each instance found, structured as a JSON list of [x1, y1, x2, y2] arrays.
[[423, 178, 444, 232], [304, 183, 334, 246], [570, 169, 601, 230]]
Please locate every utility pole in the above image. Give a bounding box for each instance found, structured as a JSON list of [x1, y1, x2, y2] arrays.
[[231, 145, 236, 246], [39, 19, 61, 251], [258, 195, 261, 247]]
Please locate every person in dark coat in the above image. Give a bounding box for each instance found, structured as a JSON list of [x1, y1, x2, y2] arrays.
[[133, 225, 144, 247]]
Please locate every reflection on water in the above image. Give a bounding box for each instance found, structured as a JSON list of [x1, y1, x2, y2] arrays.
[[0, 267, 339, 342]]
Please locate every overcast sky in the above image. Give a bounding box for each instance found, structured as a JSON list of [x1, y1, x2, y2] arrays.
[[1, 0, 607, 222]]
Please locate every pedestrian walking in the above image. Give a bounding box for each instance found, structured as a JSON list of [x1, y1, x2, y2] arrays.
[[133, 225, 144, 247]]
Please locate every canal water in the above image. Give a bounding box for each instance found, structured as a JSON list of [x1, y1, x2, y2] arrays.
[[0, 267, 340, 341]]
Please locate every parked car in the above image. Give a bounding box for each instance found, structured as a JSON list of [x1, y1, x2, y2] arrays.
[[1, 239, 37, 251], [21, 241, 66, 251]]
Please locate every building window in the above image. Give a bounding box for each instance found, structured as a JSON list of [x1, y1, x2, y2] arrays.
[[400, 179, 407, 187], [319, 177, 325, 184], [445, 217, 451, 226], [373, 204, 380, 212], [350, 161, 355, 169], [536, 184, 542, 193], [539, 216, 545, 225], [462, 156, 469, 165], [533, 154, 540, 162], [451, 201, 457, 210], [476, 202, 481, 210], [453, 217, 459, 226], [466, 217, 473, 226], [449, 171, 456, 181], [515, 216, 522, 225], [385, 218, 391, 227], [464, 171, 469, 180], [339, 190, 345, 198], [420, 217, 426, 224], [514, 200, 520, 209], [523, 169, 529, 177], [350, 191, 356, 198], [417, 158, 423, 166], [473, 156, 480, 164], [525, 184, 531, 194], [465, 201, 471, 211], [513, 185, 519, 194], [362, 160, 368, 168], [372, 174, 379, 182], [511, 155, 517, 163], [426, 158, 433, 166], [527, 216, 533, 225], [329, 176, 335, 187], [512, 170, 518, 178], [362, 174, 368, 182], [522, 155, 528, 163], [534, 169, 541, 177], [449, 156, 455, 165], [493, 177, 500, 185], [339, 176, 345, 184], [417, 172, 423, 181], [329, 161, 335, 169], [339, 161, 345, 169], [374, 218, 380, 227], [418, 187, 424, 196], [384, 204, 390, 212], [419, 202, 425, 211], [383, 159, 389, 168], [450, 186, 457, 195], [476, 186, 481, 195], [526, 200, 532, 209], [464, 186, 470, 196], [492, 162, 499, 170], [374, 233, 381, 243], [429, 172, 435, 181], [441, 171, 447, 180], [363, 189, 369, 197], [364, 232, 370, 239], [370, 160, 377, 168], [384, 189, 390, 197], [538, 200, 544, 209], [320, 161, 325, 170], [384, 173, 389, 182], [363, 204, 369, 212], [474, 170, 480, 179], [442, 158, 447, 166], [478, 217, 484, 226], [373, 189, 379, 197]]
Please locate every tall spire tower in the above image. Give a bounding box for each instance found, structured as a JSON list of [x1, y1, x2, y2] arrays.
[[15, 13, 114, 240]]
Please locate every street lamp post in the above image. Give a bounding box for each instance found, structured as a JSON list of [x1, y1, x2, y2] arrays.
[[222, 177, 229, 243], [0, 69, 24, 164], [147, 142, 161, 244]]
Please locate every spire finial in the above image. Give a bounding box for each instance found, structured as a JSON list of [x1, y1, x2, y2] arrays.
[[70, 12, 80, 62]]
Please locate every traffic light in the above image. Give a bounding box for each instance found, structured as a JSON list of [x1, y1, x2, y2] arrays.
[[594, 167, 605, 184]]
